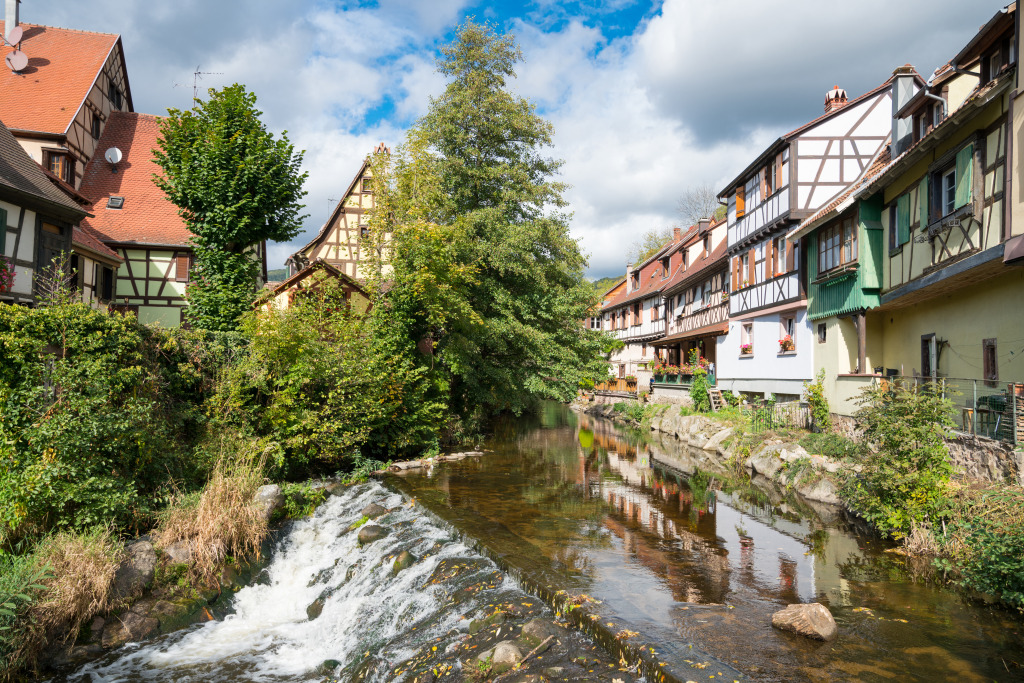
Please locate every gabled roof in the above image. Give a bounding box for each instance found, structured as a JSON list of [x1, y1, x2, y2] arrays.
[[603, 225, 702, 311], [717, 72, 914, 197], [268, 258, 368, 298], [290, 150, 377, 261], [0, 117, 86, 221], [79, 112, 191, 247], [789, 140, 892, 241], [662, 240, 729, 297], [952, 3, 1015, 68], [73, 224, 121, 262], [0, 22, 131, 135]]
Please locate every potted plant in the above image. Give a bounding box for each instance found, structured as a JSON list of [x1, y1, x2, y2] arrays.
[[740, 343, 753, 355], [0, 256, 14, 293], [624, 374, 638, 385], [778, 335, 795, 352]]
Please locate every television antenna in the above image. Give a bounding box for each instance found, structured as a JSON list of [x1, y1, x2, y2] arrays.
[[2, 25, 28, 73], [174, 65, 224, 100]]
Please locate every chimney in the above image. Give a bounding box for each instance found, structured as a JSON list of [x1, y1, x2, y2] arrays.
[[824, 85, 847, 113], [673, 226, 681, 242], [4, 0, 18, 34], [891, 64, 919, 156]]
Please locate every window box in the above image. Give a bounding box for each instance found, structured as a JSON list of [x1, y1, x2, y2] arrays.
[[740, 343, 753, 355]]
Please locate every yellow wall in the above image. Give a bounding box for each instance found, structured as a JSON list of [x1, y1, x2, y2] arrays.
[[1012, 88, 1024, 237], [812, 316, 886, 415], [872, 267, 1024, 381]]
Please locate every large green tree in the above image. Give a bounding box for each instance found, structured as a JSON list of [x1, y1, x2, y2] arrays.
[[366, 22, 607, 434], [154, 84, 307, 330]]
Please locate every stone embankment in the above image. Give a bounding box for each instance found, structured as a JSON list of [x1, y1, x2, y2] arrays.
[[582, 402, 845, 506]]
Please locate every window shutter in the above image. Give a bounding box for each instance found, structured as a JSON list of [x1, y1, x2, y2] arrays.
[[955, 143, 974, 209], [760, 169, 767, 202], [175, 254, 190, 282], [0, 207, 6, 254], [735, 187, 745, 217], [732, 257, 739, 291], [748, 248, 756, 284], [785, 239, 795, 272], [918, 176, 929, 227], [765, 238, 774, 278], [775, 152, 784, 190], [897, 193, 911, 245]]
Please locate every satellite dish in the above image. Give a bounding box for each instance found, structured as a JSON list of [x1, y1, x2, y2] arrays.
[[6, 25, 23, 45], [104, 147, 123, 164], [5, 50, 27, 72]]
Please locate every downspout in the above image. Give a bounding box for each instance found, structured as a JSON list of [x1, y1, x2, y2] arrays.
[[921, 88, 948, 118]]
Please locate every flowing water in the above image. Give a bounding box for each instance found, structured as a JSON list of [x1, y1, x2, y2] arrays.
[[60, 403, 1023, 682]]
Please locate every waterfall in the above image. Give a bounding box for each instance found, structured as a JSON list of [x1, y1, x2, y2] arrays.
[[63, 483, 512, 682]]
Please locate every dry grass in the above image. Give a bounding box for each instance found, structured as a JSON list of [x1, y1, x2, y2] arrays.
[[154, 437, 269, 586]]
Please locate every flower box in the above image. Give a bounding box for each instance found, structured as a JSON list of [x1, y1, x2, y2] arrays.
[[740, 343, 753, 355]]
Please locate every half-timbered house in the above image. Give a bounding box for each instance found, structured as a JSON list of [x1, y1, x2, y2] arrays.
[[0, 119, 89, 305], [263, 259, 370, 313], [717, 74, 913, 400], [287, 144, 389, 281], [78, 112, 200, 327], [652, 217, 729, 375], [856, 6, 1022, 400]]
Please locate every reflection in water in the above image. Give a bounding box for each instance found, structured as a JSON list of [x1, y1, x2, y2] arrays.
[[395, 403, 1024, 682]]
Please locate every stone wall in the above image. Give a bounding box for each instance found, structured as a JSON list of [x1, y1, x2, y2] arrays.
[[946, 434, 1024, 486]]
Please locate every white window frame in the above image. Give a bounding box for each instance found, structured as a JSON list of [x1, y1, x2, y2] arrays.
[[941, 167, 956, 217]]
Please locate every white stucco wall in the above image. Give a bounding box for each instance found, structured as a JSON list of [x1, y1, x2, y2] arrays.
[[716, 306, 814, 399]]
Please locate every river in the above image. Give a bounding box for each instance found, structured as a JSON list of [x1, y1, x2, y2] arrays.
[[60, 403, 1023, 681]]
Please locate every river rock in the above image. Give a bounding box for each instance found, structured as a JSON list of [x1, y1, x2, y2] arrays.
[[392, 550, 416, 574], [479, 640, 522, 674], [796, 478, 842, 506], [163, 540, 193, 565], [771, 603, 838, 641], [357, 524, 387, 545], [307, 598, 324, 620], [325, 480, 348, 496], [703, 427, 734, 453], [255, 484, 285, 522], [111, 540, 156, 601], [519, 617, 565, 651], [318, 659, 341, 675], [360, 503, 387, 519], [102, 603, 159, 649]]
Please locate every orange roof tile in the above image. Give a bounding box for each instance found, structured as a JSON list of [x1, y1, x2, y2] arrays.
[[79, 112, 192, 246], [0, 22, 123, 135], [73, 224, 121, 261]]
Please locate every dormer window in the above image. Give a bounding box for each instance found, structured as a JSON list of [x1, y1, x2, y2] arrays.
[[46, 151, 74, 184], [631, 271, 639, 290], [703, 236, 710, 258], [932, 102, 943, 127], [660, 256, 670, 277]]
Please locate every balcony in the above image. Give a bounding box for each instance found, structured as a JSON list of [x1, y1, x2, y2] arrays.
[[667, 295, 728, 338], [728, 188, 790, 248]]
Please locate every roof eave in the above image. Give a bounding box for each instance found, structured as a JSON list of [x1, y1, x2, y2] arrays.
[[0, 183, 87, 222]]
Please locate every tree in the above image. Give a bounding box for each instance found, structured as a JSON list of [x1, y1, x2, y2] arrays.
[[366, 22, 608, 435], [676, 183, 724, 226], [154, 84, 308, 330], [627, 226, 673, 265]]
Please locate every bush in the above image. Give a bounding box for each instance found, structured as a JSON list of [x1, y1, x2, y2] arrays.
[[0, 546, 49, 678], [687, 349, 711, 412], [799, 432, 860, 459], [843, 379, 955, 539], [803, 369, 830, 432]]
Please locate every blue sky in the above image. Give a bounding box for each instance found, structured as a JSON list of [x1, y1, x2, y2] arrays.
[[32, 0, 1008, 278]]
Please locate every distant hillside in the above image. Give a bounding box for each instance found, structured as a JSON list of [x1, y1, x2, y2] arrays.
[[267, 268, 288, 282], [591, 276, 623, 298]]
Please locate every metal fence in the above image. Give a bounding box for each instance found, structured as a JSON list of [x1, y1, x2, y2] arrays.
[[887, 376, 1021, 444], [749, 401, 812, 433]]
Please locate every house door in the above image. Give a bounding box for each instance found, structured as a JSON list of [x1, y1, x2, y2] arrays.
[[921, 334, 936, 379], [618, 364, 625, 379], [37, 222, 66, 277]]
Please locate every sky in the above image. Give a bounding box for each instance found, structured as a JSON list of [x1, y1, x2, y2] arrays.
[[28, 0, 1009, 278]]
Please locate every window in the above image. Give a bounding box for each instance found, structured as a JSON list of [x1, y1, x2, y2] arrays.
[[682, 248, 688, 269], [740, 323, 753, 355], [817, 323, 827, 344], [703, 236, 710, 258], [359, 224, 369, 238], [631, 271, 639, 290], [932, 102, 943, 128], [773, 235, 786, 277], [661, 256, 670, 278], [90, 113, 102, 140], [735, 186, 745, 218], [107, 196, 124, 209], [764, 159, 776, 198], [740, 252, 750, 287], [96, 265, 114, 302], [108, 79, 123, 109], [642, 343, 647, 357], [940, 167, 956, 217], [891, 193, 910, 249], [46, 152, 74, 184], [983, 338, 998, 386], [818, 217, 857, 274], [701, 284, 709, 308], [361, 176, 372, 193], [779, 315, 796, 352]]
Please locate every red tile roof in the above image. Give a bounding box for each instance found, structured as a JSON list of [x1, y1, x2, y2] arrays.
[[79, 112, 192, 246], [662, 239, 729, 296], [73, 224, 121, 261], [0, 22, 123, 135], [0, 117, 85, 220]]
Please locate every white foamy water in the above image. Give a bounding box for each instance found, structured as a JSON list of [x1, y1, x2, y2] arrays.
[[64, 482, 500, 682]]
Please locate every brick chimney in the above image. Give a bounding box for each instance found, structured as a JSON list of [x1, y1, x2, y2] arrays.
[[824, 85, 847, 113], [673, 226, 681, 242]]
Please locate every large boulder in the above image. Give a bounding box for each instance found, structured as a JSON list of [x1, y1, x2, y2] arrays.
[[163, 540, 193, 565], [360, 503, 387, 519], [479, 640, 522, 674], [110, 540, 156, 601], [102, 602, 159, 649], [255, 484, 285, 522], [392, 550, 416, 574], [771, 603, 838, 641], [357, 524, 387, 546], [519, 617, 565, 652]]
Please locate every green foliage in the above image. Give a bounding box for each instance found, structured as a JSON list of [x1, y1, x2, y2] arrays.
[[843, 379, 956, 539], [687, 349, 710, 412], [0, 546, 48, 676], [803, 369, 831, 432], [154, 84, 308, 330], [591, 276, 623, 298], [0, 300, 233, 540], [723, 391, 741, 407], [628, 226, 673, 265], [799, 431, 860, 459], [280, 483, 327, 519], [363, 22, 608, 438]]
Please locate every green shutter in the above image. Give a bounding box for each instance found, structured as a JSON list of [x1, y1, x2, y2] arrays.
[[955, 143, 974, 209], [918, 176, 929, 227], [0, 207, 6, 255], [897, 193, 910, 245]]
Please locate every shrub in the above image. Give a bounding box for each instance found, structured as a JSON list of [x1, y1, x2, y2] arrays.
[[281, 482, 328, 519], [688, 350, 711, 413], [799, 432, 860, 459], [154, 435, 269, 585], [803, 369, 830, 432], [843, 379, 955, 539]]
